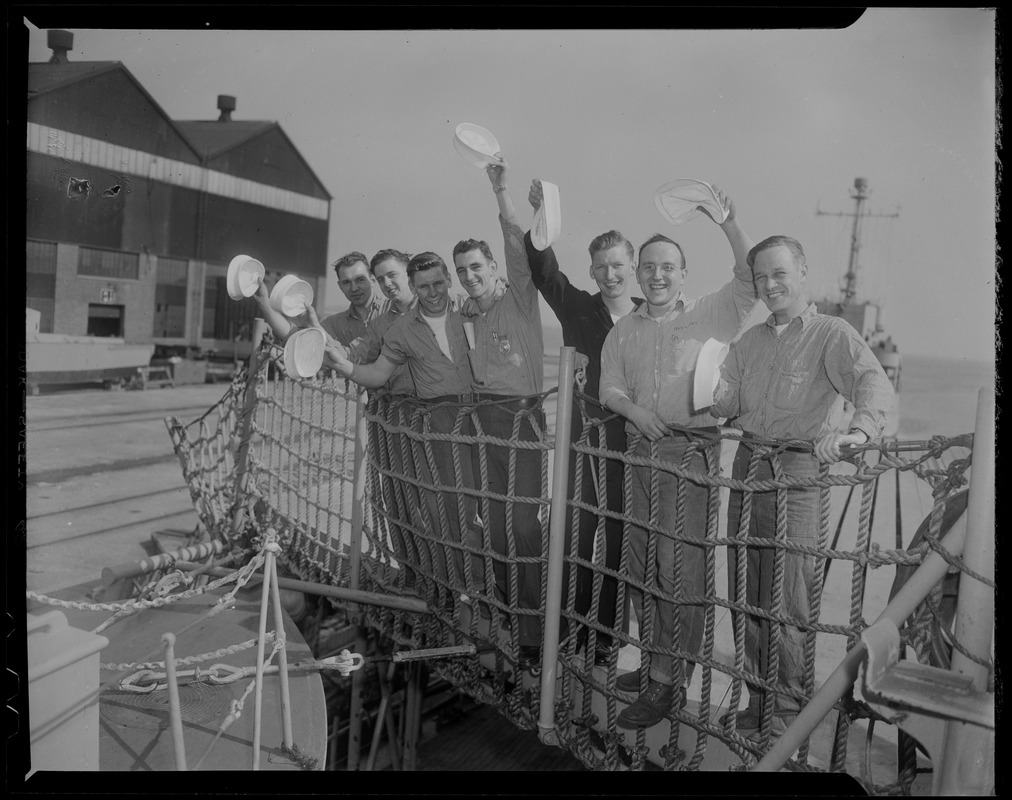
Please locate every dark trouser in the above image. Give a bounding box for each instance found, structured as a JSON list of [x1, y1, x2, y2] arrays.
[[370, 394, 420, 584], [569, 402, 629, 646], [410, 401, 483, 595], [727, 443, 820, 717], [472, 397, 546, 648], [627, 433, 719, 686]]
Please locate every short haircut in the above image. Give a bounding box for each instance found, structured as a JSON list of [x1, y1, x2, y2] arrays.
[[637, 233, 686, 270], [747, 235, 807, 268], [406, 251, 450, 281], [452, 238, 495, 263], [370, 249, 411, 272], [332, 251, 370, 279], [588, 230, 634, 261]]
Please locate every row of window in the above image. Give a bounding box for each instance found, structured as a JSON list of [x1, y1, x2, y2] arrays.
[[26, 240, 255, 340]]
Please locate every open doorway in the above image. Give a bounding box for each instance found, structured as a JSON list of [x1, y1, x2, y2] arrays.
[[87, 304, 124, 337]]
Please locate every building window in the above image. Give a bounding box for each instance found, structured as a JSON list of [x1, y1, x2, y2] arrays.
[[203, 274, 256, 341], [154, 256, 188, 338], [87, 303, 124, 337], [26, 240, 57, 333], [79, 246, 139, 280]]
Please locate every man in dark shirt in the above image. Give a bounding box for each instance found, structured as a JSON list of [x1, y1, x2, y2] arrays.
[[525, 178, 643, 666]]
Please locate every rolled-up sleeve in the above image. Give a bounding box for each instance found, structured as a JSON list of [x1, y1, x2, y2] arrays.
[[826, 328, 895, 438], [379, 322, 409, 367], [598, 324, 629, 407]]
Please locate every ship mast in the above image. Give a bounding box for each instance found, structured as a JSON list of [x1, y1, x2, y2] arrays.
[[816, 177, 899, 306]]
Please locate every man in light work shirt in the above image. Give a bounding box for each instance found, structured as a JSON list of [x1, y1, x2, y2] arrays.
[[711, 235, 894, 742], [321, 252, 385, 345], [525, 178, 643, 667], [324, 252, 482, 611], [254, 250, 383, 346], [347, 249, 418, 583], [345, 249, 418, 396], [453, 153, 545, 670], [599, 187, 757, 728]]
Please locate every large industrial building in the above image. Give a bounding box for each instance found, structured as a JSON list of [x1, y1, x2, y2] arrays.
[[26, 29, 331, 364]]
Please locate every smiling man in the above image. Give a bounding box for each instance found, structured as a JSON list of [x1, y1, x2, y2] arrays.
[[599, 187, 758, 729], [452, 153, 546, 672], [712, 235, 894, 744], [524, 178, 643, 667], [323, 251, 482, 608], [321, 252, 385, 345], [343, 249, 417, 396], [253, 250, 382, 347]]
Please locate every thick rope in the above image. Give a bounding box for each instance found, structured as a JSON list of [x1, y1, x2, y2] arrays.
[[160, 347, 983, 780]]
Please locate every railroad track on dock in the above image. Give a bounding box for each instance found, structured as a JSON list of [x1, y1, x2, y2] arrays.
[[26, 485, 198, 551], [27, 404, 222, 433]]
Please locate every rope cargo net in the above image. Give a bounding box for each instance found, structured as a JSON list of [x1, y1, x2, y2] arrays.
[[161, 338, 985, 786]]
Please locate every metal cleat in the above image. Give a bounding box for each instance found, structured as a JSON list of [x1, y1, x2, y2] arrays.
[[861, 619, 994, 729], [861, 618, 995, 795]]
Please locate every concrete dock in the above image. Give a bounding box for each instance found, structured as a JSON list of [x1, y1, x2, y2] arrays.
[[25, 382, 231, 594]]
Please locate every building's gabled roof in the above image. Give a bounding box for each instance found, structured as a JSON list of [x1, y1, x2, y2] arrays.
[[175, 120, 331, 199], [173, 120, 277, 160], [28, 59, 203, 162], [27, 60, 122, 96], [27, 58, 330, 200]]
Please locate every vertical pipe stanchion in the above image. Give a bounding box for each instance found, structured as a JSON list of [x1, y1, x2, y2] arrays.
[[537, 346, 576, 743], [267, 547, 294, 749], [403, 662, 423, 771], [230, 318, 268, 538], [347, 385, 369, 770], [364, 691, 389, 771], [251, 541, 275, 770], [753, 515, 968, 771], [936, 387, 995, 795], [328, 713, 340, 770], [162, 633, 188, 771]]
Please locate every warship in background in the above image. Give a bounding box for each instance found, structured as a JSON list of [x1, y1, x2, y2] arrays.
[[815, 177, 901, 435]]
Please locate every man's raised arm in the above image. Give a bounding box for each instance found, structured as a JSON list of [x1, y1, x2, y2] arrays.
[[711, 185, 754, 277], [485, 152, 535, 293], [253, 277, 296, 340], [524, 178, 570, 308]]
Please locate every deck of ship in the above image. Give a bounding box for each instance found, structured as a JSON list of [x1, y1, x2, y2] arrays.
[[22, 381, 973, 783]]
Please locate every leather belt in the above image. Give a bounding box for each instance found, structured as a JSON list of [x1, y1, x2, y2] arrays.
[[427, 394, 474, 404], [427, 393, 541, 410], [472, 393, 540, 409]]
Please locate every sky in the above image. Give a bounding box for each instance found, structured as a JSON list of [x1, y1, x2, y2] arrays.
[[23, 10, 998, 361]]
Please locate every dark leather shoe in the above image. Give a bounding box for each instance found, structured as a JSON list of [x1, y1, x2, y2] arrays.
[[719, 707, 762, 731], [615, 670, 641, 693], [616, 680, 680, 729]]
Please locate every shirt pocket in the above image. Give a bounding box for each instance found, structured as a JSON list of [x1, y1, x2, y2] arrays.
[[665, 337, 696, 376], [772, 366, 811, 414]]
